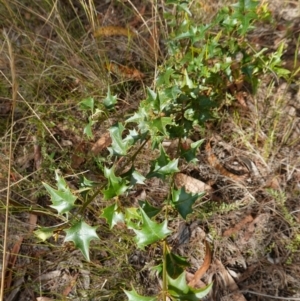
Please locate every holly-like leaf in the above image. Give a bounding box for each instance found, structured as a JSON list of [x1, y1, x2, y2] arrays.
[[133, 207, 172, 249], [167, 272, 213, 301], [101, 203, 124, 229], [54, 170, 68, 191], [125, 207, 142, 230], [108, 123, 133, 156], [79, 176, 96, 188], [147, 145, 179, 179], [149, 116, 173, 136], [43, 172, 77, 214], [166, 251, 190, 279], [34, 227, 54, 241], [64, 220, 99, 262], [171, 187, 204, 219], [124, 286, 157, 301], [122, 166, 146, 185], [102, 166, 128, 200], [181, 139, 204, 162], [79, 97, 94, 111], [103, 85, 117, 109], [83, 116, 95, 139], [139, 200, 161, 218]]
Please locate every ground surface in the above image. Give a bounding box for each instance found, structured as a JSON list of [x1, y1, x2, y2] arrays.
[[0, 0, 300, 300]]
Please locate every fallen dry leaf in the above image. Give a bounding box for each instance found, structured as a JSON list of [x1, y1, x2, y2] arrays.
[[241, 213, 269, 243], [188, 240, 212, 288], [36, 298, 55, 301], [205, 140, 246, 182], [129, 5, 146, 27], [236, 91, 248, 109], [62, 272, 79, 296], [93, 26, 136, 38], [174, 173, 211, 194], [5, 237, 23, 289], [186, 271, 207, 288], [223, 215, 254, 237], [264, 175, 281, 190], [106, 62, 145, 80], [71, 141, 87, 169], [214, 259, 247, 301], [91, 132, 112, 155]]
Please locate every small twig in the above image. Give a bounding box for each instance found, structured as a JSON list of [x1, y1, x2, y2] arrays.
[[240, 290, 300, 301]]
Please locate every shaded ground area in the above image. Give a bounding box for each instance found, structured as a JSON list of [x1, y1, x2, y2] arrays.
[[0, 0, 300, 300]]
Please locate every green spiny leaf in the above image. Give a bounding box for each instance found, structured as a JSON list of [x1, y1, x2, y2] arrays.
[[54, 170, 68, 191], [147, 145, 179, 179], [79, 97, 94, 111], [103, 166, 128, 199], [125, 207, 142, 230], [124, 287, 157, 301], [101, 203, 124, 229], [166, 251, 190, 279], [180, 139, 204, 162], [34, 227, 54, 241], [108, 123, 133, 156], [133, 207, 172, 249], [83, 116, 95, 139], [167, 272, 213, 301], [43, 182, 77, 214], [139, 200, 161, 218], [103, 85, 117, 109], [149, 116, 173, 136], [171, 187, 204, 219], [64, 220, 99, 262]]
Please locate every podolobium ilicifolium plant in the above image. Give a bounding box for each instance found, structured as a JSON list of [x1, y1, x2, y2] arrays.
[[39, 0, 289, 300]]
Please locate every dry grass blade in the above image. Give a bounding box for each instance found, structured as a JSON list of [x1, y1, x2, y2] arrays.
[[94, 26, 136, 38], [0, 30, 18, 301]]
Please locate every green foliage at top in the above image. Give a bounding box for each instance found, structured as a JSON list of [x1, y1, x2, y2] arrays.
[[126, 0, 287, 144]]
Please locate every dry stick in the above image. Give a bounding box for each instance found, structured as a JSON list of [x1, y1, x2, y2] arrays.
[[239, 290, 300, 301], [0, 30, 18, 301]]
